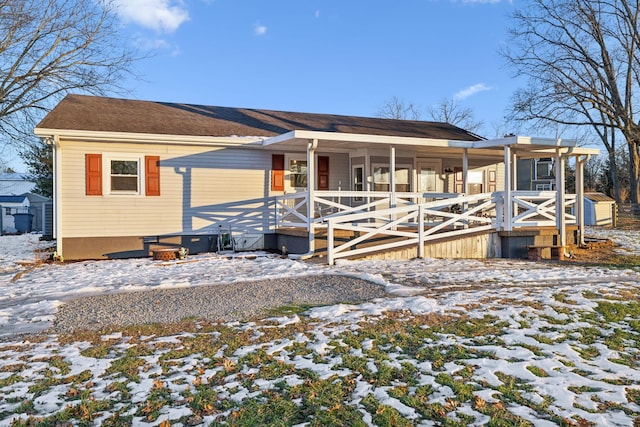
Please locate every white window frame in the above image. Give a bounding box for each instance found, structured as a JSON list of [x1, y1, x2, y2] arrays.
[[104, 154, 144, 196], [352, 165, 365, 201], [534, 158, 554, 180], [284, 154, 308, 192], [372, 163, 412, 192]]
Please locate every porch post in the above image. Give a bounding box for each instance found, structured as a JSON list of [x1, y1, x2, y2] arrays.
[[462, 148, 469, 194], [555, 149, 566, 248], [307, 139, 318, 254], [389, 145, 396, 208], [462, 148, 469, 227], [576, 155, 587, 246], [504, 145, 512, 231]]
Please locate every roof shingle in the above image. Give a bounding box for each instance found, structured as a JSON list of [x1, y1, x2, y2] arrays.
[[36, 94, 483, 141]]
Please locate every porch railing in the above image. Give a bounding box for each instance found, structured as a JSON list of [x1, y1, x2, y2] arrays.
[[325, 192, 497, 264], [274, 190, 578, 264], [274, 191, 459, 228], [507, 191, 576, 229]]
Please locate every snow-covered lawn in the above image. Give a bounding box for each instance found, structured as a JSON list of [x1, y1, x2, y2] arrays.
[[1, 227, 639, 426]]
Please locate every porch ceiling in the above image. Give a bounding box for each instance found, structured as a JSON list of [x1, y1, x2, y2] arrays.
[[261, 130, 599, 159], [261, 130, 505, 159]]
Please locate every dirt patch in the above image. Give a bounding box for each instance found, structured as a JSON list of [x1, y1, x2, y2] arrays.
[[565, 238, 628, 264]]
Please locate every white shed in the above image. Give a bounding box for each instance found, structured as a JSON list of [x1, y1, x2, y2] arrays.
[[0, 195, 30, 233], [584, 193, 616, 226]]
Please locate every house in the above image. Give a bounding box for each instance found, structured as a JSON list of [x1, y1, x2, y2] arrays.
[[584, 193, 616, 226], [0, 173, 52, 236], [34, 94, 599, 262], [516, 158, 556, 191], [0, 173, 36, 195], [0, 194, 30, 233]]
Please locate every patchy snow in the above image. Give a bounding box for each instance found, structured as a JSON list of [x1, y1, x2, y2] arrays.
[[0, 226, 639, 425]]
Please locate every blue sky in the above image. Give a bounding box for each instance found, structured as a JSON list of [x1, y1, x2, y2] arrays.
[[8, 0, 522, 171], [118, 0, 518, 136]]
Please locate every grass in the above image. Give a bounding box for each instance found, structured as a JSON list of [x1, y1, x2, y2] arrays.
[[3, 286, 640, 426]]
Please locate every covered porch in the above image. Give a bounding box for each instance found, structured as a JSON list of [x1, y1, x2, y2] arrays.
[[263, 132, 599, 264]]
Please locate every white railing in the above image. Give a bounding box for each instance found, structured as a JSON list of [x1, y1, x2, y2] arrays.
[[324, 193, 497, 264], [275, 191, 460, 228], [274, 190, 579, 264], [507, 191, 576, 229]]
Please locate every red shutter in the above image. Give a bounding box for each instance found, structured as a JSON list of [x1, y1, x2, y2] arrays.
[[271, 154, 285, 191], [85, 154, 102, 196], [318, 156, 329, 190], [145, 155, 161, 196]]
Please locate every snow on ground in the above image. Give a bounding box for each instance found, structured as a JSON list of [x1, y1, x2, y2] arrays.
[[0, 227, 639, 425], [0, 227, 637, 337]]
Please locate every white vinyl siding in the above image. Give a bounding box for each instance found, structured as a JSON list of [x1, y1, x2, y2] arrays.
[[59, 140, 275, 238]]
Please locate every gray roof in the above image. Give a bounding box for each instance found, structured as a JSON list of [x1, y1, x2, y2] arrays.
[[36, 94, 483, 141]]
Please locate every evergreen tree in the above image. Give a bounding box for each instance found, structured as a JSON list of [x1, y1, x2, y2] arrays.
[[21, 141, 52, 198]]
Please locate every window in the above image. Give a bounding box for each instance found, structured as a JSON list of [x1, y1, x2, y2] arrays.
[[535, 158, 554, 179], [86, 153, 160, 196], [353, 165, 364, 201], [289, 159, 307, 188], [110, 159, 139, 193], [373, 165, 411, 192], [353, 166, 364, 192]]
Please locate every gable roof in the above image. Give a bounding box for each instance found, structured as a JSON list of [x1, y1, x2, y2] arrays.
[[0, 174, 36, 196], [36, 94, 483, 142], [585, 192, 616, 203], [0, 195, 28, 203]]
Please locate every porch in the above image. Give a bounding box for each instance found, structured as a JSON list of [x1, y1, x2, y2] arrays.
[[275, 189, 579, 264], [262, 132, 598, 264]]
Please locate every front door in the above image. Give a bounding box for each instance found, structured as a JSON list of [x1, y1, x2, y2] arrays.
[[417, 160, 442, 194]]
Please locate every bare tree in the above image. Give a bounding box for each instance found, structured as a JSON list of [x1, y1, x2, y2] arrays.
[[376, 96, 422, 120], [503, 0, 640, 203], [0, 0, 137, 147], [427, 98, 484, 136]]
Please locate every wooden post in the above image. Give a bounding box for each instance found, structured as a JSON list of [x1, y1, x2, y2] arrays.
[[327, 220, 334, 265]]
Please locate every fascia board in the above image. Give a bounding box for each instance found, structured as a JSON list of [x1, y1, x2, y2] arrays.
[[33, 128, 264, 147], [472, 136, 578, 149], [261, 129, 476, 148]]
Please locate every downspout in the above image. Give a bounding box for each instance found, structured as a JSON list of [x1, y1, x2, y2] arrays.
[[555, 148, 567, 252], [289, 138, 318, 260], [49, 135, 62, 256], [576, 154, 589, 247]]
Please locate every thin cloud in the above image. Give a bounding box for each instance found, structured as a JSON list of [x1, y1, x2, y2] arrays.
[[454, 83, 492, 100], [112, 0, 189, 33], [315, 10, 321, 18], [254, 24, 268, 36], [460, 0, 506, 3]]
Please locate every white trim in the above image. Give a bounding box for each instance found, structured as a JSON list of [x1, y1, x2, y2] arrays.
[[103, 154, 145, 196], [284, 153, 308, 193], [416, 159, 442, 193], [34, 128, 263, 147], [262, 130, 475, 148]]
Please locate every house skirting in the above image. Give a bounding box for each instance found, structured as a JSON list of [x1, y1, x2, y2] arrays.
[[61, 233, 280, 260], [499, 226, 578, 259], [61, 235, 216, 260]]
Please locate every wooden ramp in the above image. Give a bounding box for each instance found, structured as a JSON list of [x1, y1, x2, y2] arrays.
[[309, 228, 501, 262]]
